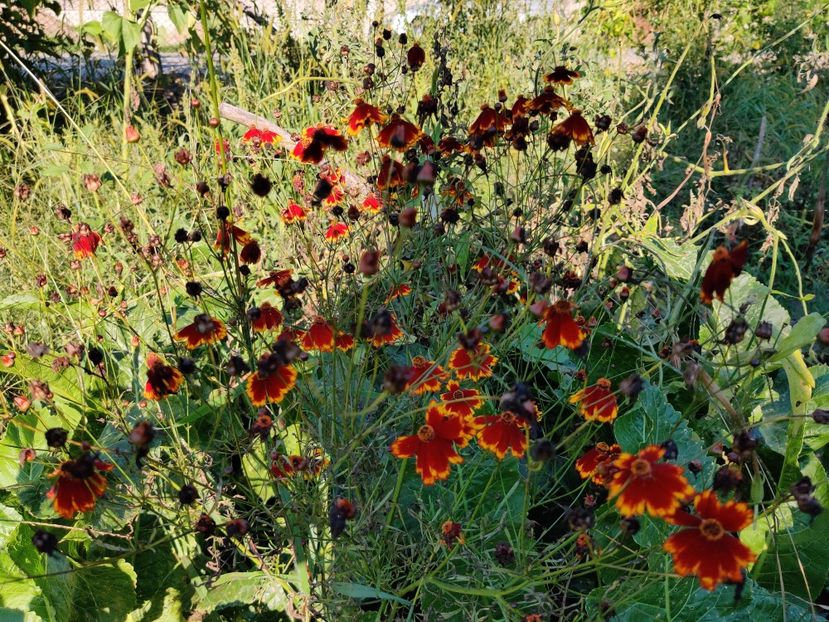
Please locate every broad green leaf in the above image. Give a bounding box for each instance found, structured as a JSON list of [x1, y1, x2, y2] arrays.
[[100, 11, 123, 46], [191, 571, 284, 614], [613, 384, 713, 487], [121, 19, 142, 52], [588, 577, 812, 621], [640, 237, 699, 282], [754, 511, 829, 601], [166, 3, 192, 34], [515, 324, 575, 372], [767, 313, 825, 364], [129, 0, 151, 10]]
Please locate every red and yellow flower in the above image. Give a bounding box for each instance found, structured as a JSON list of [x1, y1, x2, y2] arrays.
[[541, 300, 586, 350], [291, 124, 348, 164], [390, 403, 466, 485], [575, 442, 621, 486], [439, 382, 483, 419], [215, 223, 252, 255], [246, 353, 297, 406], [376, 115, 423, 151], [664, 490, 756, 590], [281, 202, 307, 224], [385, 284, 412, 303], [335, 332, 355, 351], [406, 356, 447, 395], [551, 110, 594, 145], [250, 302, 283, 333], [369, 313, 404, 347], [570, 378, 618, 423], [475, 411, 532, 459], [71, 223, 102, 259], [347, 99, 387, 135], [325, 222, 349, 242], [242, 127, 280, 145], [144, 353, 184, 400], [608, 445, 694, 517], [175, 314, 227, 349], [300, 317, 336, 352], [361, 193, 383, 214], [47, 453, 113, 518], [700, 240, 748, 304], [447, 343, 498, 381]]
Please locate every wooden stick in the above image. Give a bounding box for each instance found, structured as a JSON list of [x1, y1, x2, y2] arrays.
[[218, 101, 369, 197]]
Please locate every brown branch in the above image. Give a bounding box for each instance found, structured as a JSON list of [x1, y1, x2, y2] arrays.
[[218, 101, 370, 198]]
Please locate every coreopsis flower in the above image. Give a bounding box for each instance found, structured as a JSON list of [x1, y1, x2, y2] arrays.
[[175, 314, 227, 349], [700, 240, 748, 304], [249, 302, 283, 333], [468, 104, 509, 147], [292, 124, 348, 164], [214, 223, 252, 255], [439, 382, 483, 418], [365, 311, 404, 347], [330, 497, 357, 538], [407, 44, 426, 71], [301, 317, 336, 352], [347, 99, 387, 135], [545, 65, 580, 84], [608, 445, 694, 517], [246, 352, 297, 406], [551, 110, 594, 145], [376, 115, 423, 151], [144, 353, 184, 400], [575, 442, 621, 486], [325, 222, 349, 242], [385, 284, 412, 303], [529, 86, 570, 115], [475, 410, 532, 459], [71, 223, 102, 259], [335, 332, 355, 351], [447, 342, 498, 381], [406, 356, 447, 395], [664, 490, 756, 590], [242, 127, 280, 145], [440, 520, 464, 547], [361, 193, 383, 213], [47, 452, 113, 518], [541, 300, 586, 349], [281, 201, 307, 224], [569, 378, 618, 423], [270, 453, 301, 479], [240, 240, 262, 264], [390, 403, 466, 485], [376, 156, 405, 189]]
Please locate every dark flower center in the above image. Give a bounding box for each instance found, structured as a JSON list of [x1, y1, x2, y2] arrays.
[[499, 412, 517, 425], [417, 424, 435, 442], [630, 458, 652, 477], [699, 518, 725, 541]]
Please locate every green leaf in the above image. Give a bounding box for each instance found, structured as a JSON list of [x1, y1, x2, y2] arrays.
[[514, 324, 576, 372], [754, 510, 829, 601], [588, 577, 812, 621], [166, 3, 192, 34], [613, 384, 713, 485], [129, 0, 151, 11], [0, 293, 41, 312], [191, 571, 285, 614], [767, 313, 825, 364], [100, 11, 123, 46], [640, 237, 699, 282], [331, 581, 411, 606], [120, 19, 142, 52]]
